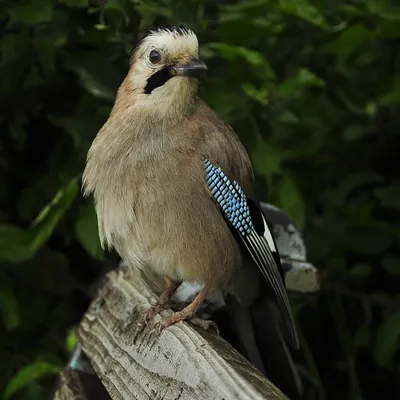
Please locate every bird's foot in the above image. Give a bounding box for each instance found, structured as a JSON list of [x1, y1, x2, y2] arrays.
[[145, 299, 186, 323], [145, 301, 173, 324], [150, 292, 219, 335], [150, 309, 186, 333], [150, 310, 219, 335], [149, 289, 213, 335]]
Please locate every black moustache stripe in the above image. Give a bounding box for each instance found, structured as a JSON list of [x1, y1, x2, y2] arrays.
[[144, 67, 173, 94]]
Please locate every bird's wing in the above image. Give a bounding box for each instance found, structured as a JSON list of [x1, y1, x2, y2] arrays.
[[204, 159, 299, 349], [225, 294, 303, 399]]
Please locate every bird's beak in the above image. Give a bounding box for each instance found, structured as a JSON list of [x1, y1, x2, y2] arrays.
[[171, 57, 207, 78]]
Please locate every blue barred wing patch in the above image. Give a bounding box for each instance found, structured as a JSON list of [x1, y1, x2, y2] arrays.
[[204, 159, 254, 236]]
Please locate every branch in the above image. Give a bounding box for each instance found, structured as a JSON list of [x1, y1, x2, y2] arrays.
[[52, 369, 111, 400], [72, 268, 288, 400]]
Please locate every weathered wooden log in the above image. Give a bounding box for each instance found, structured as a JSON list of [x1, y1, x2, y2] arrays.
[[52, 369, 111, 400], [51, 344, 111, 400], [71, 267, 288, 400]]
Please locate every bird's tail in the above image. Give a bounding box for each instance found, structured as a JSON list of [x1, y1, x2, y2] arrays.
[[225, 294, 303, 400]]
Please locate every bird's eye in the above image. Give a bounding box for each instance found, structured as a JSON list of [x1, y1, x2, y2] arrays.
[[149, 50, 161, 64]]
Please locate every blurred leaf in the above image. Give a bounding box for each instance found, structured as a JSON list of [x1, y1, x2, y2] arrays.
[[374, 184, 400, 211], [251, 142, 290, 176], [19, 382, 48, 400], [278, 0, 327, 28], [94, 24, 109, 31], [28, 179, 79, 253], [0, 289, 19, 331], [382, 255, 400, 276], [66, 54, 121, 100], [365, 101, 377, 117], [34, 36, 55, 77], [135, 0, 172, 19], [366, 0, 400, 20], [1, 34, 30, 63], [0, 225, 33, 263], [350, 263, 372, 277], [274, 111, 300, 125], [276, 175, 306, 229], [326, 25, 374, 54], [378, 77, 400, 106], [75, 204, 104, 260], [205, 43, 275, 78], [70, 66, 116, 100], [340, 5, 368, 18], [4, 361, 61, 399], [379, 20, 400, 37], [49, 114, 96, 148], [66, 330, 78, 353], [329, 172, 383, 207], [59, 0, 89, 7], [6, 0, 53, 24], [373, 312, 400, 367], [342, 125, 368, 142], [277, 68, 325, 96], [242, 83, 269, 105], [202, 84, 248, 122], [105, 0, 131, 13]]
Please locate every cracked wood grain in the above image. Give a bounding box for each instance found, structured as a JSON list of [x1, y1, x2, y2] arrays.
[[76, 267, 287, 400]]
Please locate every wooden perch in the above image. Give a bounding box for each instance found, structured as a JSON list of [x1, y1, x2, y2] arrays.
[[62, 267, 288, 400], [52, 368, 111, 400]]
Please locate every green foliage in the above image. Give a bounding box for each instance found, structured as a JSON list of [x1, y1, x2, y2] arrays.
[[373, 312, 400, 367], [1, 0, 399, 398], [4, 362, 61, 399], [75, 204, 103, 260], [278, 0, 328, 28], [65, 330, 78, 353], [6, 0, 53, 25], [29, 179, 79, 254], [0, 289, 20, 331]]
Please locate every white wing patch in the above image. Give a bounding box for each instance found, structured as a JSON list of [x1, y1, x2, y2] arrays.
[[262, 218, 277, 253]]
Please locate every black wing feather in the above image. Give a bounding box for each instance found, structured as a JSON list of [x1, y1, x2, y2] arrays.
[[247, 198, 284, 280], [241, 215, 299, 349]]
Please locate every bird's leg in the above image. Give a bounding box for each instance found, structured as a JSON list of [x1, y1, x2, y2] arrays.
[[145, 277, 181, 323], [152, 290, 218, 333]]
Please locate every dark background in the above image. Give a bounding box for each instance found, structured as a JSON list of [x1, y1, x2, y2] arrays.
[[1, 0, 400, 399]]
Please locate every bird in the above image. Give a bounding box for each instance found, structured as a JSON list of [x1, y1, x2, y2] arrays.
[[83, 24, 301, 395], [171, 200, 320, 316], [168, 201, 318, 398]]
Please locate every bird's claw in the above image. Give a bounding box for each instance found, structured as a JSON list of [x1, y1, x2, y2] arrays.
[[144, 302, 170, 325], [148, 312, 219, 338], [151, 320, 169, 335], [145, 299, 188, 325]]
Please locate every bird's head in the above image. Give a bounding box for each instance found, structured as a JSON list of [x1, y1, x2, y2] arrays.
[[120, 24, 207, 121]]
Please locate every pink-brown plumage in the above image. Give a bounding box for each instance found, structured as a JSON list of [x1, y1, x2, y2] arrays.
[[83, 27, 298, 354], [83, 98, 254, 292], [83, 25, 301, 397]]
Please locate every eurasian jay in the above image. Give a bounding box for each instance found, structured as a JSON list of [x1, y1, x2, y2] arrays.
[[83, 25, 301, 395]]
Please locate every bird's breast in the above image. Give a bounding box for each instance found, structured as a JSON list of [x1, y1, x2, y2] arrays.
[[96, 148, 241, 288]]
